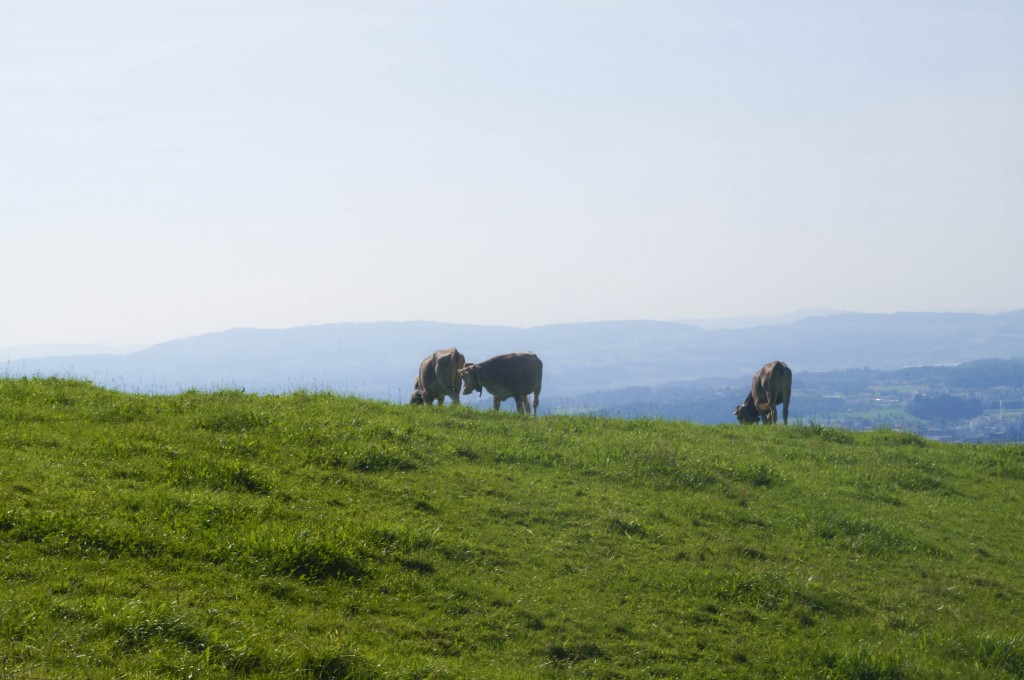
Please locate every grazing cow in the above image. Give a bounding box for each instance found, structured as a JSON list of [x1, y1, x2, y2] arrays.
[[409, 348, 466, 406], [734, 361, 792, 425], [459, 352, 543, 415]]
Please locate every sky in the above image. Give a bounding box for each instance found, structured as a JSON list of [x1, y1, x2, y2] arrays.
[[2, 1, 1022, 351]]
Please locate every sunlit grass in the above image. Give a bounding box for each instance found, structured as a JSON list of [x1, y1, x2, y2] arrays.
[[2, 377, 1023, 677]]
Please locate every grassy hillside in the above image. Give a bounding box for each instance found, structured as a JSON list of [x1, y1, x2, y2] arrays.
[[2, 377, 1023, 679]]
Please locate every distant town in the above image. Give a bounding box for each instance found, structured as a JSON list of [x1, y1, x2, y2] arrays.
[[798, 379, 1024, 444]]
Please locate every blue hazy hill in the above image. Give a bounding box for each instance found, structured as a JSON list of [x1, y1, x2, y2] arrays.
[[5, 311, 1022, 406]]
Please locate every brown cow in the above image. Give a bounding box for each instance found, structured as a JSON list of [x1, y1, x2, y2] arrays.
[[734, 361, 792, 425], [459, 352, 543, 415], [409, 348, 466, 406]]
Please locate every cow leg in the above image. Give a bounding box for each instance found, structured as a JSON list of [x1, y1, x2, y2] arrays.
[[782, 399, 789, 425], [492, 396, 502, 411], [513, 396, 525, 414]]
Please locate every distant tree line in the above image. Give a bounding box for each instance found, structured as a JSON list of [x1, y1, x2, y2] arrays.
[[947, 359, 1024, 389]]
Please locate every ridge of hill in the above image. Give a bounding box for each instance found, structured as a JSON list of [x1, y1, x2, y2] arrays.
[[4, 311, 1023, 402], [2, 377, 1023, 677]]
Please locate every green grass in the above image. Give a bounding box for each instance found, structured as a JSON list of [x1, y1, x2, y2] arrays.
[[2, 377, 1023, 678]]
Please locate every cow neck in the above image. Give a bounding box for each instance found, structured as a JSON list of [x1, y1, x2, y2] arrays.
[[472, 365, 483, 395]]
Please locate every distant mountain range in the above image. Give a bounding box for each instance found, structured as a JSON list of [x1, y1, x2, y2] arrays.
[[679, 308, 845, 329], [0, 342, 144, 361], [4, 311, 1022, 411]]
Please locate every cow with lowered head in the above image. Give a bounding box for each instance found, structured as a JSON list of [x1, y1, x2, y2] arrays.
[[410, 348, 466, 406], [734, 360, 792, 425], [459, 352, 543, 416]]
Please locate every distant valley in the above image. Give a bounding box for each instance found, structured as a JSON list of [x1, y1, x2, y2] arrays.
[[568, 359, 1024, 443]]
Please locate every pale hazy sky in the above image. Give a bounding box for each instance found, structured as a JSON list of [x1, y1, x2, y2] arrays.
[[2, 1, 1022, 350]]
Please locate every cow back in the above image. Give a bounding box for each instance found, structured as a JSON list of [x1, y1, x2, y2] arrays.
[[417, 348, 466, 401], [752, 361, 792, 406], [434, 348, 466, 393]]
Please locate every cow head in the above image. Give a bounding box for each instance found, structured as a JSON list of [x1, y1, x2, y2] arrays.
[[734, 400, 761, 424], [409, 389, 425, 405], [459, 364, 482, 396]]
